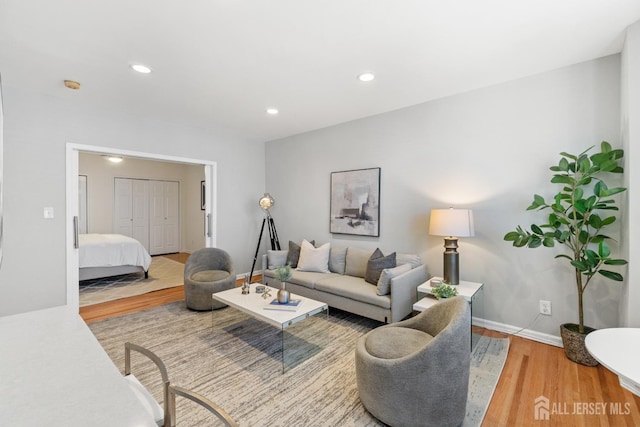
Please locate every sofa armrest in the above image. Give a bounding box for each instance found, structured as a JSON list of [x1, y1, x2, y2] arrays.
[[389, 264, 428, 323]]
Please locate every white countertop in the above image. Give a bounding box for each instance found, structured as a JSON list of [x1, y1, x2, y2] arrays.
[[0, 306, 157, 427], [585, 328, 640, 396]]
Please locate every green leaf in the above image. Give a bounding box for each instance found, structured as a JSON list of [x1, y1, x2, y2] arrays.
[[600, 159, 619, 172], [600, 141, 612, 153], [555, 254, 573, 261], [551, 175, 574, 185], [601, 216, 616, 226], [560, 151, 578, 161], [574, 199, 587, 214], [598, 270, 624, 281], [531, 224, 544, 235], [605, 187, 627, 196], [598, 241, 611, 258], [504, 231, 520, 241], [604, 259, 628, 265], [528, 235, 542, 248], [577, 155, 591, 172], [571, 260, 588, 271]]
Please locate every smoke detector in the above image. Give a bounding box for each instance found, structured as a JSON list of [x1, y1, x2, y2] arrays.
[[64, 80, 81, 90]]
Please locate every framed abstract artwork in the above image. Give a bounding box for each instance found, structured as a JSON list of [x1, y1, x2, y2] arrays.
[[330, 167, 380, 236]]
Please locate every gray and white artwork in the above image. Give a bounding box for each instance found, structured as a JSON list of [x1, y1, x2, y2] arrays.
[[330, 168, 380, 236]]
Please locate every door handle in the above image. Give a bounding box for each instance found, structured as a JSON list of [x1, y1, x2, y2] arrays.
[[73, 216, 79, 249], [206, 213, 212, 238]]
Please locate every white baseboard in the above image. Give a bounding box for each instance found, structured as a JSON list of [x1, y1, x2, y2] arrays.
[[472, 316, 563, 348]]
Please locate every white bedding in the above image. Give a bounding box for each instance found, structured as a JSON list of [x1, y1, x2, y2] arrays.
[[79, 234, 152, 271]]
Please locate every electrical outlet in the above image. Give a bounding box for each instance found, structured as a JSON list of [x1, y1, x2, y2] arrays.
[[539, 300, 552, 315]]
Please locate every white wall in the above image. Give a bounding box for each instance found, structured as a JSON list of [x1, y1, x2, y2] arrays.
[[621, 20, 640, 327], [0, 88, 265, 316], [265, 55, 623, 337], [79, 153, 205, 252]]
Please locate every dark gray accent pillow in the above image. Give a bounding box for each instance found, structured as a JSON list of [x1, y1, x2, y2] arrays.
[[365, 248, 396, 285], [286, 240, 314, 268]]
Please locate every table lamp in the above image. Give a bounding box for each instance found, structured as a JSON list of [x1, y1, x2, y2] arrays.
[[429, 208, 475, 285]]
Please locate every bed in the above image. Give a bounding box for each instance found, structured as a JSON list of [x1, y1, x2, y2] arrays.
[[79, 234, 152, 281]]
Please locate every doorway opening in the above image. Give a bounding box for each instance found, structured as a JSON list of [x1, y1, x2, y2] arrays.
[[66, 143, 217, 312]]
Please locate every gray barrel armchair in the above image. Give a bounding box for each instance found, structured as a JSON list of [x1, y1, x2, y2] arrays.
[[355, 296, 471, 427], [184, 248, 236, 311]]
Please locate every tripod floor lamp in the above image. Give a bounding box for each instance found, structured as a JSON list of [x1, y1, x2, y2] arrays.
[[249, 193, 281, 283]]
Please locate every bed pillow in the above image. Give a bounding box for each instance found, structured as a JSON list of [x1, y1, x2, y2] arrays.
[[345, 247, 375, 278], [365, 249, 397, 285], [377, 263, 412, 295], [267, 250, 289, 269], [297, 240, 331, 273], [286, 240, 315, 268]]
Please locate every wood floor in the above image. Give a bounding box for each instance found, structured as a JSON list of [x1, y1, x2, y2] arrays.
[[79, 253, 640, 426]]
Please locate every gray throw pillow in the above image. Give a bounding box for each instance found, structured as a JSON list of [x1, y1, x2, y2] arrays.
[[377, 263, 412, 295], [286, 240, 315, 268], [329, 246, 347, 274], [345, 247, 375, 278], [365, 248, 396, 285], [267, 250, 288, 269]]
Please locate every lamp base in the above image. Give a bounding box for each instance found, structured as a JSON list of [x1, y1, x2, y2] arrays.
[[443, 237, 460, 285]]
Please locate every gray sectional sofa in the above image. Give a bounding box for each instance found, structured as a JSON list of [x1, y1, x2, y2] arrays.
[[261, 244, 428, 323]]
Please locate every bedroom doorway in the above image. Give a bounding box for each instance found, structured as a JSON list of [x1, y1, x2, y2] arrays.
[[65, 143, 217, 312]]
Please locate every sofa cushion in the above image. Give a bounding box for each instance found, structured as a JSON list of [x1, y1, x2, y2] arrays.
[[345, 247, 375, 278], [329, 246, 347, 275], [297, 240, 331, 273], [377, 263, 412, 296], [288, 270, 340, 289], [365, 326, 433, 359], [365, 249, 396, 285], [396, 253, 423, 269], [286, 240, 315, 268], [315, 275, 391, 309], [191, 270, 230, 282], [267, 250, 288, 269]]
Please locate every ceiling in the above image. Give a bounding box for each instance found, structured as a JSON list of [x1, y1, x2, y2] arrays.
[[1, 0, 640, 143]]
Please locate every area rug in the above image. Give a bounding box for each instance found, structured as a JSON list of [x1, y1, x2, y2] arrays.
[[79, 256, 184, 306], [89, 302, 509, 426]]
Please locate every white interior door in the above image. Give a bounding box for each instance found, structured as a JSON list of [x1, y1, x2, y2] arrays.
[[78, 175, 88, 234], [113, 178, 133, 236], [149, 180, 180, 255], [131, 179, 149, 251]]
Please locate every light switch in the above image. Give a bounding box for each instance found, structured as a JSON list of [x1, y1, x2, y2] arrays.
[[44, 207, 55, 219]]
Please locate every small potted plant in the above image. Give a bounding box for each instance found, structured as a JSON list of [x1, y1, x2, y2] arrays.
[[431, 284, 458, 300], [274, 264, 292, 304], [504, 141, 627, 366]]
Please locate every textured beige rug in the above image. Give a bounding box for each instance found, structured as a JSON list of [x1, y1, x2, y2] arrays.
[[79, 256, 184, 306], [89, 301, 509, 426]]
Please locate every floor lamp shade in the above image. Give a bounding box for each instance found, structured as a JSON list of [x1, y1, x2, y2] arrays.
[[429, 208, 475, 285]]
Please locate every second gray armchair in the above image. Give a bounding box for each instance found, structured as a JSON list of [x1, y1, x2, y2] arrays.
[[184, 248, 236, 311]]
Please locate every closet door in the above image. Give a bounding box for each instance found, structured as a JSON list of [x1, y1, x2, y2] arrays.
[[78, 175, 88, 234], [131, 179, 149, 250], [149, 180, 180, 255], [114, 178, 150, 252], [114, 178, 133, 236]]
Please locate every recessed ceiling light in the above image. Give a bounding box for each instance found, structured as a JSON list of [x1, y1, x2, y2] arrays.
[[266, 108, 279, 115], [105, 156, 124, 163], [130, 64, 152, 74], [357, 72, 376, 82]]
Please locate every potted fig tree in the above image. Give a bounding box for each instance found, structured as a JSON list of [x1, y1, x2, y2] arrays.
[[504, 141, 627, 366]]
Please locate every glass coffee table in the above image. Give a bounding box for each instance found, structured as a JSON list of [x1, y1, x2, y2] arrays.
[[212, 285, 328, 373]]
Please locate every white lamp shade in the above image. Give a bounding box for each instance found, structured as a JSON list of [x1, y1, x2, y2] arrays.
[[429, 208, 475, 237]]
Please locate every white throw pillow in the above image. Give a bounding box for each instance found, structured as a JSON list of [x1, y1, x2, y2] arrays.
[[267, 250, 288, 269], [296, 240, 331, 273], [376, 263, 412, 296]]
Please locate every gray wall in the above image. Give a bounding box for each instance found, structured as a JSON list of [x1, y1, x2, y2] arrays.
[[0, 88, 265, 316], [265, 55, 624, 336]]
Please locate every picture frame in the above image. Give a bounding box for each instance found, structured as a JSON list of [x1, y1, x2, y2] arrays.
[[330, 167, 380, 236], [200, 181, 205, 210]]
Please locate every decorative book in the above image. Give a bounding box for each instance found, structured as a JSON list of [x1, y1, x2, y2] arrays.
[[264, 299, 302, 311]]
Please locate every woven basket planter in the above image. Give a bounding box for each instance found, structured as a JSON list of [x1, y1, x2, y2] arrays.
[[560, 323, 599, 367]]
